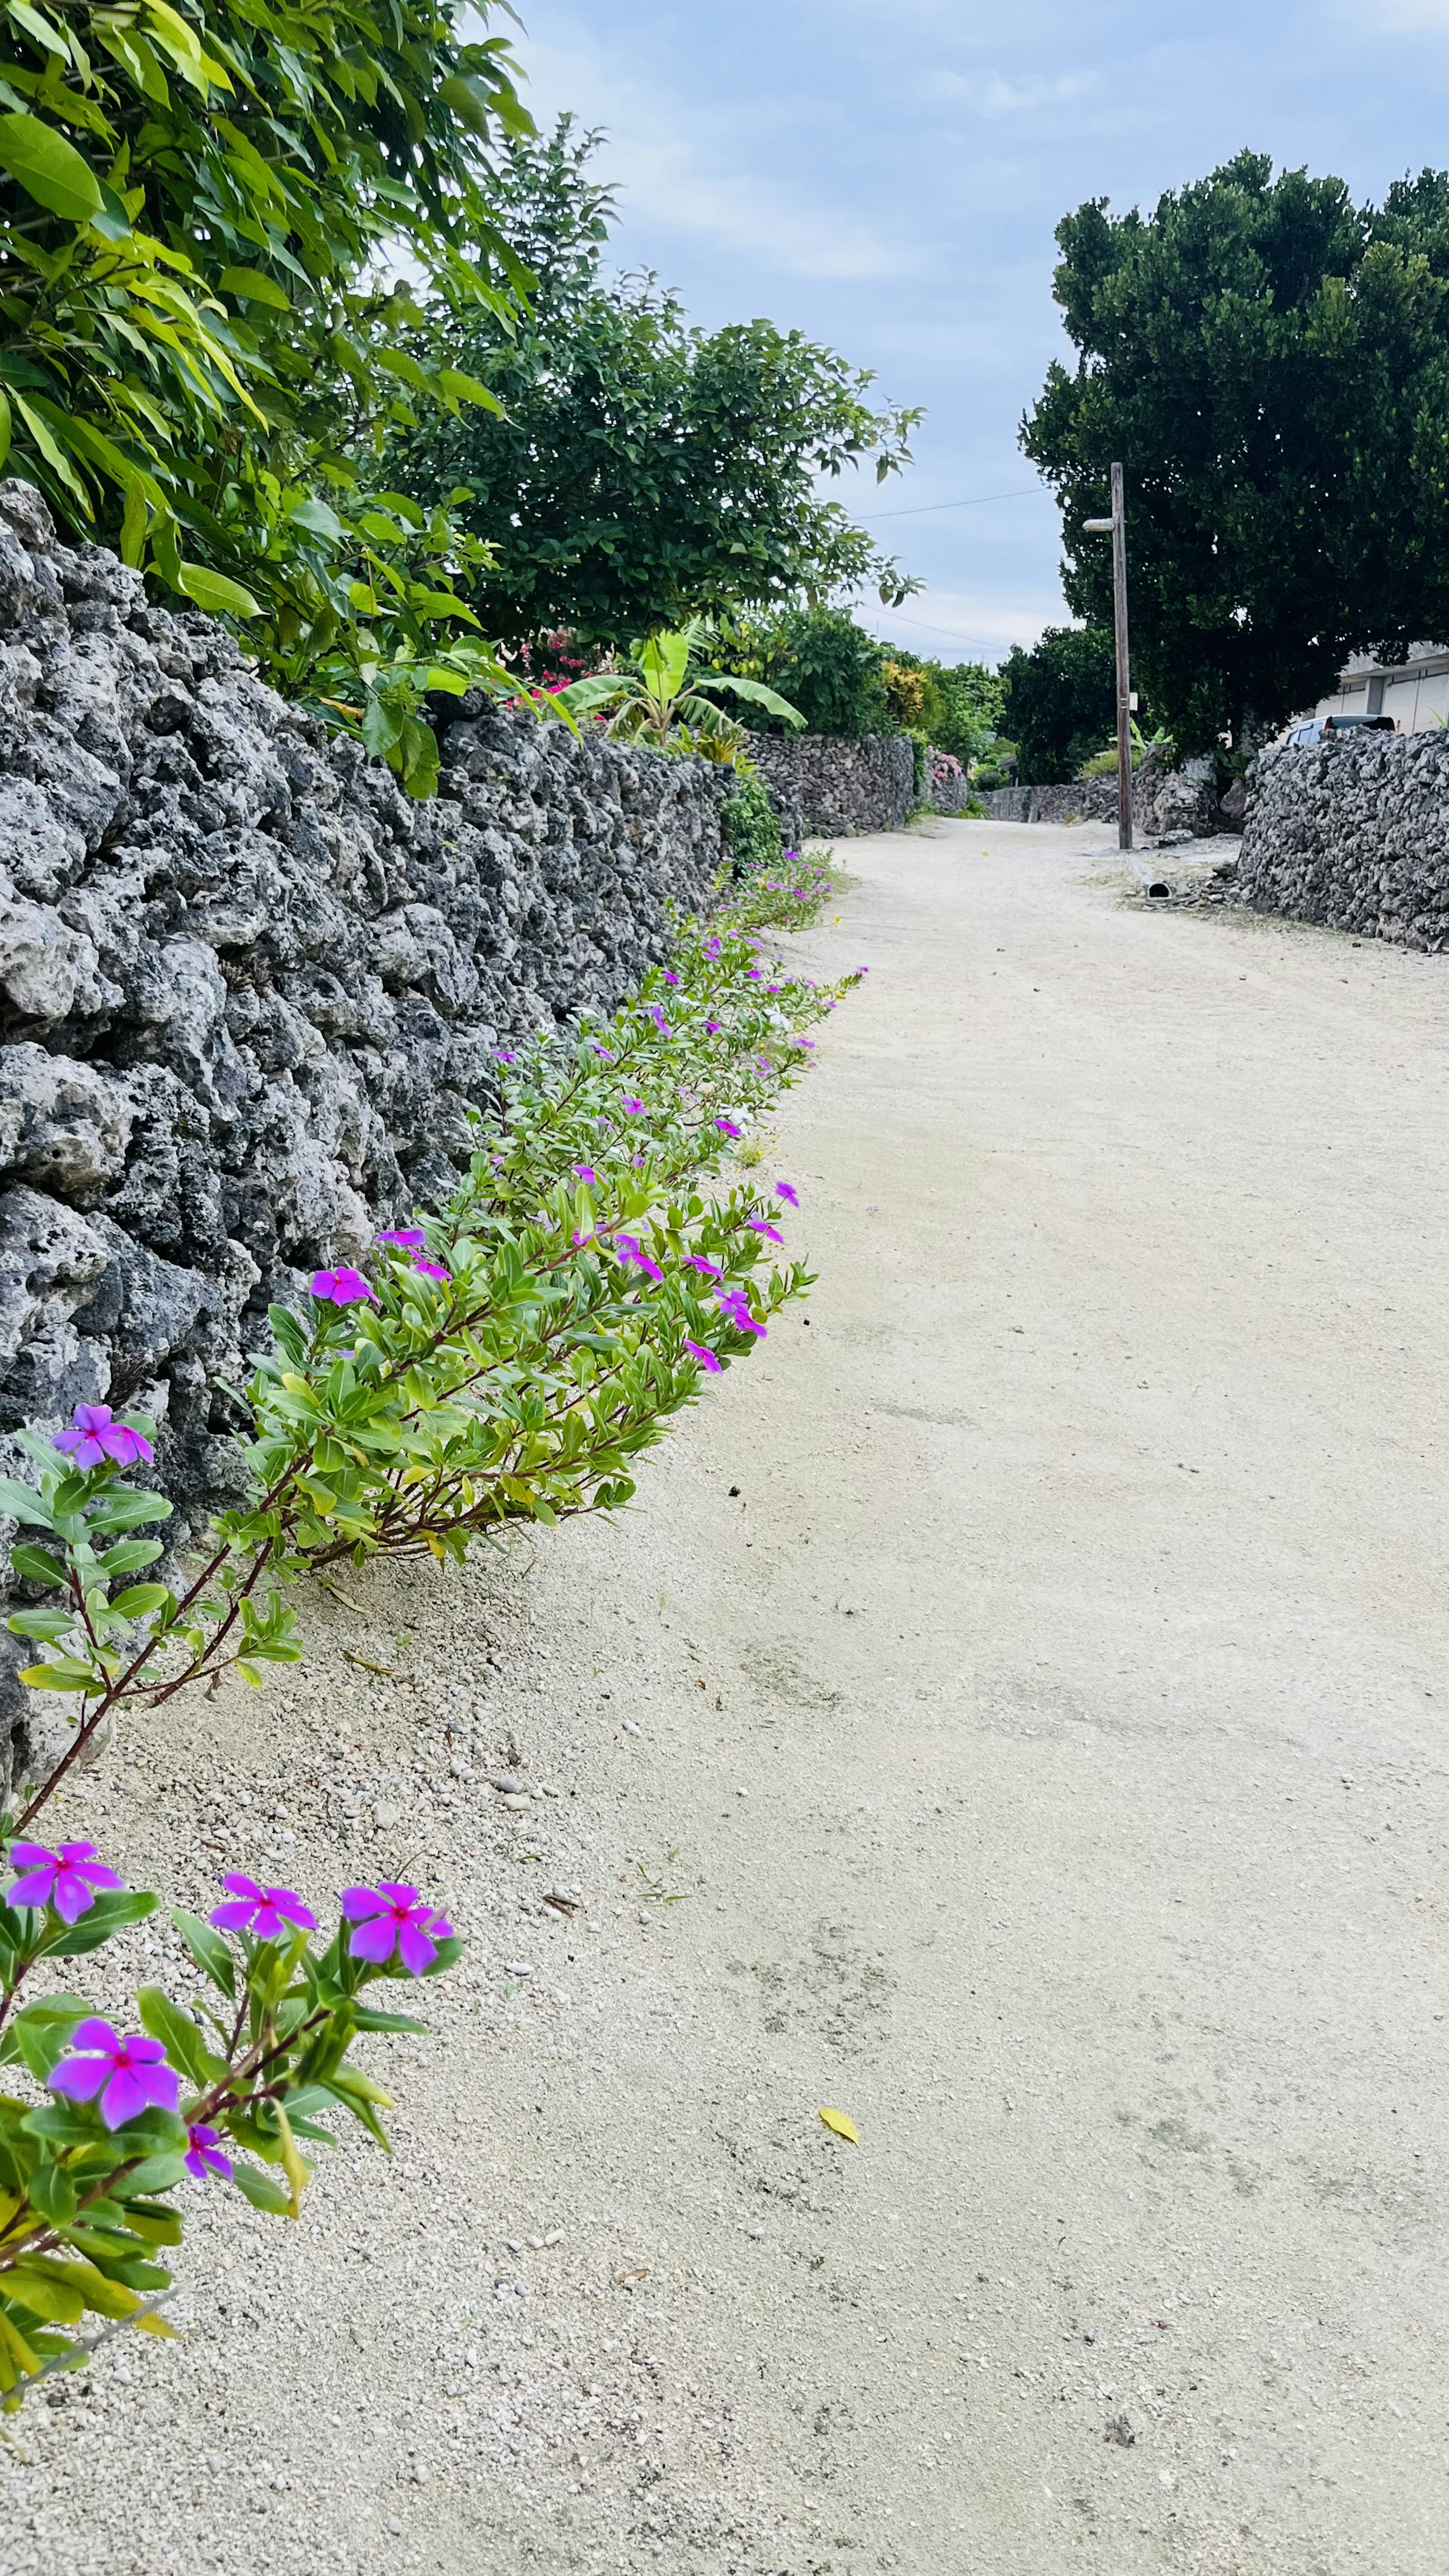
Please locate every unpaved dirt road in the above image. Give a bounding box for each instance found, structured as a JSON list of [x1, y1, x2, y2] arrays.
[[4, 820, 1444, 2576]]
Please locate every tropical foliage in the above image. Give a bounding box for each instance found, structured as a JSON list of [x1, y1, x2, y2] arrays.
[[709, 606, 892, 738], [0, 0, 546, 775], [1023, 153, 1449, 751], [555, 618, 804, 758], [385, 118, 922, 646]]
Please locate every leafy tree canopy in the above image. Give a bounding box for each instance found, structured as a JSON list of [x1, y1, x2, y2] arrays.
[[999, 626, 1115, 784], [1021, 153, 1448, 752], [386, 119, 921, 647], [876, 647, 1005, 764]]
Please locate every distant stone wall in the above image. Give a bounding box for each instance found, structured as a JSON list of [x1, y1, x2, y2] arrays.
[[1236, 732, 1449, 950], [983, 750, 1224, 839], [749, 733, 914, 839]]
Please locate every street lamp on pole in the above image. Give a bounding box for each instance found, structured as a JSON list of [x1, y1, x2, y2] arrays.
[[1083, 461, 1133, 851]]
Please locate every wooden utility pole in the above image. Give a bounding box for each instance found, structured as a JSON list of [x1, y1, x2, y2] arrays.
[[1109, 463, 1132, 851], [1084, 464, 1134, 849]]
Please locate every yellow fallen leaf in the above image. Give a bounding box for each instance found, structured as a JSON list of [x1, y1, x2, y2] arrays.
[[818, 2106, 859, 2144]]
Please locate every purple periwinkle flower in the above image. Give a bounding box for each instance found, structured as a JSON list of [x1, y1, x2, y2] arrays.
[[594, 1044, 614, 1061], [615, 1234, 664, 1283], [573, 1164, 597, 1183], [746, 967, 762, 980], [715, 1118, 741, 1140], [341, 1881, 453, 1975], [688, 1254, 724, 1280], [184, 2122, 232, 2182], [51, 2018, 179, 2130], [411, 1256, 451, 1282], [705, 1020, 723, 1034], [210, 1872, 317, 1941], [52, 1405, 153, 1470], [5, 1839, 122, 1924], [683, 1339, 723, 1374], [621, 1097, 645, 1115], [717, 1290, 766, 1339], [663, 970, 680, 985], [776, 1182, 799, 1207], [310, 1266, 375, 1307], [749, 1219, 785, 1245], [495, 1048, 517, 1064], [376, 1229, 426, 1249]]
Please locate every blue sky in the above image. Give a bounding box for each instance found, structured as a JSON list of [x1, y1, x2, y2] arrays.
[[508, 0, 1446, 666]]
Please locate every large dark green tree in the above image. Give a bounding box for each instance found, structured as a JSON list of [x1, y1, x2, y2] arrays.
[[1022, 154, 1448, 752], [998, 626, 1115, 783], [387, 119, 920, 646]]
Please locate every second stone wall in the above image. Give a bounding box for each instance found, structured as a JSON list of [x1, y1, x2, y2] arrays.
[[1236, 732, 1449, 950], [748, 732, 915, 839]]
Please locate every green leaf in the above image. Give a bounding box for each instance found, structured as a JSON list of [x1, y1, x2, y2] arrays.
[[7, 2, 70, 61], [44, 1889, 157, 1958], [106, 1583, 174, 1620], [284, 495, 344, 544], [28, 2158, 77, 2227], [95, 1539, 163, 1576], [177, 562, 260, 619], [228, 2160, 293, 2216], [7, 1606, 77, 1642], [0, 1476, 51, 1529], [9, 1543, 68, 1586], [171, 1907, 235, 2000], [1, 1996, 86, 2082], [218, 264, 291, 310], [120, 2152, 188, 2196], [5, 2263, 86, 2326], [85, 1489, 171, 1532], [136, 1986, 221, 2089], [0, 111, 103, 223], [434, 366, 503, 415]]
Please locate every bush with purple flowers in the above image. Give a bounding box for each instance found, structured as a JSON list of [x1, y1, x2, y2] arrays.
[[0, 1834, 460, 2399], [0, 877, 857, 2402]]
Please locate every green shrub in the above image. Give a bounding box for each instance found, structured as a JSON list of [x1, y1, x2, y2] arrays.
[[722, 773, 784, 875]]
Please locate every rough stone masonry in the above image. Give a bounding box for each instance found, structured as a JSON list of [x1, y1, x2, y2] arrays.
[[0, 484, 737, 1788], [1235, 731, 1449, 949]]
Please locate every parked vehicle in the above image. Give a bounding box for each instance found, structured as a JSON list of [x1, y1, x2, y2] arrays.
[[1287, 715, 1397, 744]]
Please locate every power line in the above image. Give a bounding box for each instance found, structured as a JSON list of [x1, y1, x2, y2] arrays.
[[859, 484, 1046, 524], [864, 606, 1000, 654]]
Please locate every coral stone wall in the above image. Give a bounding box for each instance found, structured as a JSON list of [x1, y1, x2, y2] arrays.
[[748, 732, 914, 839], [1236, 732, 1449, 950], [0, 481, 732, 1665]]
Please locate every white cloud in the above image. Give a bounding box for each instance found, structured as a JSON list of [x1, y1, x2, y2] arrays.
[[1332, 0, 1445, 26], [939, 68, 1100, 117], [514, 20, 909, 283], [855, 584, 1069, 663], [583, 131, 906, 282]]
